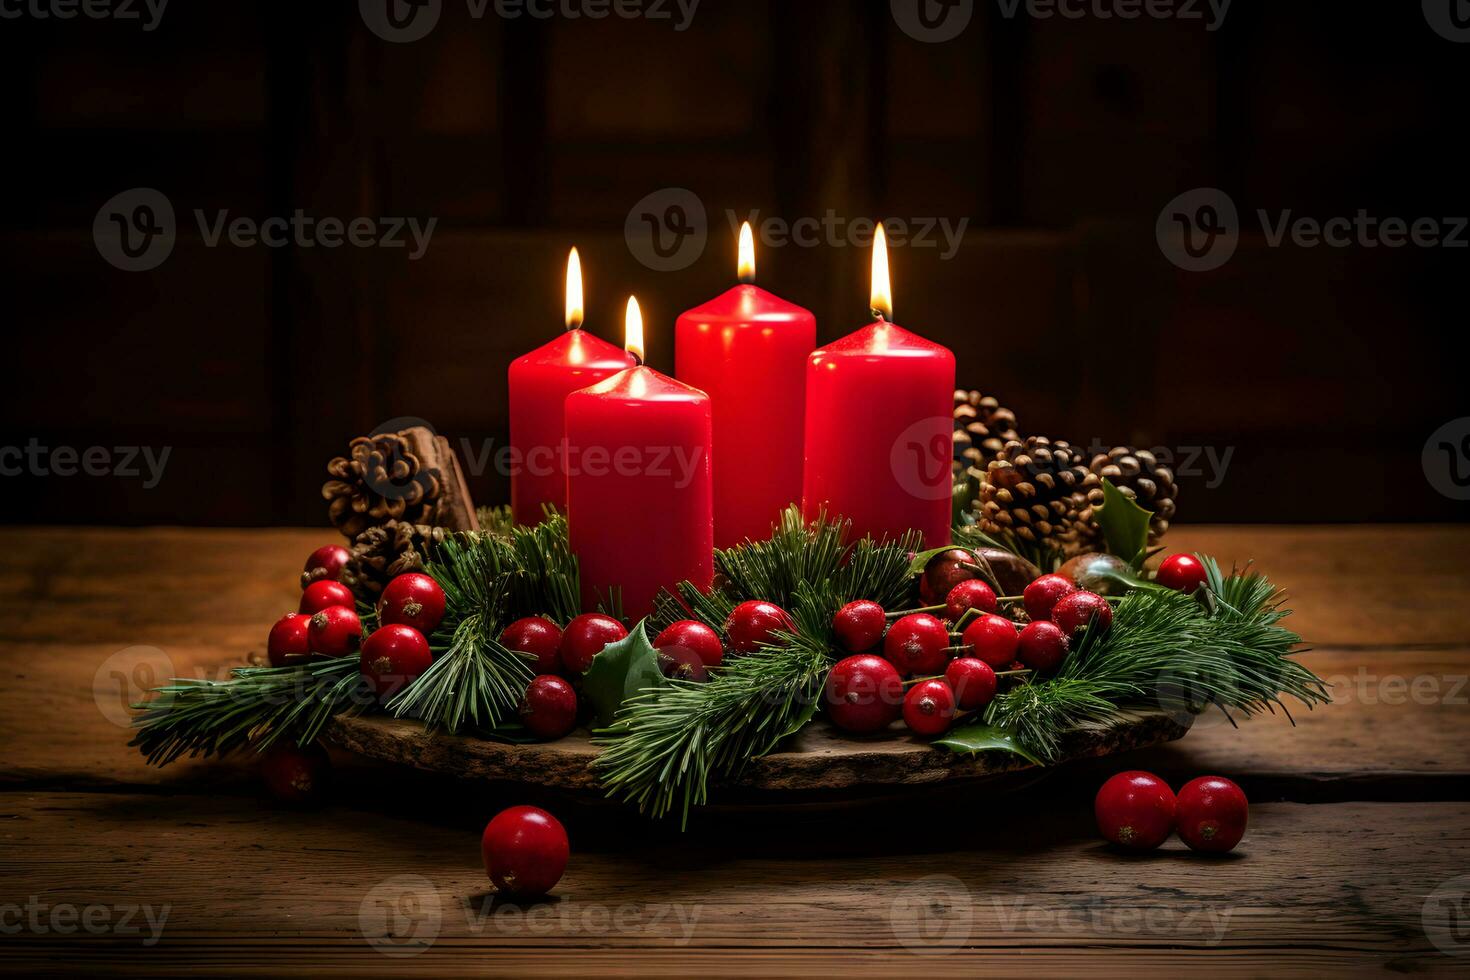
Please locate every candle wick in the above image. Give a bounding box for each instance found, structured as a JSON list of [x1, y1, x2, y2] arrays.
[[738, 272, 755, 286], [871, 308, 888, 322], [631, 351, 645, 367]]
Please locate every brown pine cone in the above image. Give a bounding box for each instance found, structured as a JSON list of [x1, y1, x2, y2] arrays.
[[1077, 447, 1179, 544], [323, 433, 444, 539], [977, 436, 1099, 549], [340, 520, 450, 602], [953, 390, 1020, 481]]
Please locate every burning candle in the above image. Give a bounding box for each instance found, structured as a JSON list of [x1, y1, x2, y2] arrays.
[[566, 297, 714, 621], [507, 248, 635, 527], [676, 223, 816, 547], [802, 224, 955, 547]]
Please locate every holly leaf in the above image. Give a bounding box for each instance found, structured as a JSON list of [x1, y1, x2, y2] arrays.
[[933, 721, 1043, 765], [1094, 478, 1154, 568], [582, 619, 668, 729]]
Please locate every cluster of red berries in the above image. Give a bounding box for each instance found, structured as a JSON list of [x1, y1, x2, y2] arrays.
[[1095, 770, 1249, 853], [267, 546, 448, 704], [823, 552, 1120, 739]]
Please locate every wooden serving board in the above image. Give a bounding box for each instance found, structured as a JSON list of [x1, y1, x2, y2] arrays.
[[325, 711, 1191, 796]]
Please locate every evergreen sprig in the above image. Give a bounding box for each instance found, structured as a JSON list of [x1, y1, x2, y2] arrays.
[[985, 556, 1329, 759], [129, 655, 368, 764], [598, 508, 917, 825]]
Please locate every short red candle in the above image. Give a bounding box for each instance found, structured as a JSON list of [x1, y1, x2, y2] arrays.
[[567, 300, 714, 621], [676, 282, 814, 547], [802, 320, 954, 547], [508, 330, 634, 527]]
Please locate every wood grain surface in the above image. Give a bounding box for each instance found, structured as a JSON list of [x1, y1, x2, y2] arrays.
[[1, 525, 1468, 977]]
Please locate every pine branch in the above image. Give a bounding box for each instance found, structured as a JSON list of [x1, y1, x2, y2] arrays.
[[986, 557, 1330, 759], [129, 656, 368, 765]]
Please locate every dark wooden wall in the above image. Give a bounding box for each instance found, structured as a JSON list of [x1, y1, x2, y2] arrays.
[[0, 0, 1463, 527]]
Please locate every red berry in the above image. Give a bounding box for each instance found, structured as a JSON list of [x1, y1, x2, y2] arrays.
[[1175, 776, 1249, 853], [1017, 620, 1070, 674], [903, 679, 957, 737], [1095, 771, 1176, 850], [267, 613, 313, 668], [482, 805, 569, 896], [300, 579, 355, 615], [725, 600, 796, 654], [359, 623, 432, 699], [653, 620, 724, 668], [919, 549, 977, 605], [656, 646, 709, 682], [832, 600, 887, 653], [501, 617, 564, 674], [945, 657, 997, 710], [301, 544, 351, 588], [961, 613, 1019, 669], [1023, 574, 1076, 621], [378, 573, 447, 635], [518, 675, 579, 740], [1052, 590, 1113, 639], [560, 613, 628, 674], [260, 742, 331, 805], [945, 580, 997, 620], [824, 655, 903, 733], [1157, 553, 1208, 594], [882, 613, 950, 677], [308, 605, 362, 657]]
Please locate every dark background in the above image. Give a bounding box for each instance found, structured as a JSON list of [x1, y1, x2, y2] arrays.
[[0, 0, 1463, 527]]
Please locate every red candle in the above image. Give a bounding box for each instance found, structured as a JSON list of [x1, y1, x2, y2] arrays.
[[802, 225, 955, 548], [567, 297, 714, 621], [676, 223, 815, 547], [508, 248, 635, 527]]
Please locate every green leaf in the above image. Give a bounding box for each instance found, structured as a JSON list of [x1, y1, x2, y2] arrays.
[[933, 721, 1043, 765], [582, 619, 668, 729], [1094, 478, 1154, 567], [906, 544, 974, 577]]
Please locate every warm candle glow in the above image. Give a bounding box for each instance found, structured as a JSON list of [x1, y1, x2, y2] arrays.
[[625, 295, 645, 364], [738, 221, 756, 283], [870, 222, 893, 321], [565, 246, 584, 331]]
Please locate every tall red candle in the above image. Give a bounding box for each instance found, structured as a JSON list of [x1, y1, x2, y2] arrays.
[[802, 225, 955, 547], [567, 297, 714, 621], [508, 248, 635, 527], [676, 223, 815, 547]]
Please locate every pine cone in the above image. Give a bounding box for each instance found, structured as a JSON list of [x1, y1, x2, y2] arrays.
[[323, 433, 444, 539], [341, 520, 449, 602], [1077, 447, 1179, 544], [977, 436, 1099, 548], [953, 390, 1020, 481]]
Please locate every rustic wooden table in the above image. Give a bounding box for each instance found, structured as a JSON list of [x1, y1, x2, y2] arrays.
[[2, 525, 1469, 976]]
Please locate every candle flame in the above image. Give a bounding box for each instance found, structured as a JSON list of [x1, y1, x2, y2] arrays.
[[870, 221, 893, 321], [624, 295, 645, 365], [565, 246, 584, 331], [738, 221, 756, 283]]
